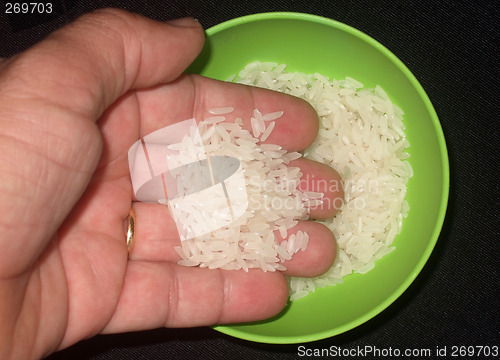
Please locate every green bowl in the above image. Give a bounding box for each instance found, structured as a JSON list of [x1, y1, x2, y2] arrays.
[[189, 12, 449, 343]]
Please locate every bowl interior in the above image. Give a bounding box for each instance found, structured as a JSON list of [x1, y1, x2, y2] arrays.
[[188, 12, 449, 343]]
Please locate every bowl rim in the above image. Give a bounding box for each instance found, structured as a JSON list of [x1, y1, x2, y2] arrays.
[[203, 11, 450, 343]]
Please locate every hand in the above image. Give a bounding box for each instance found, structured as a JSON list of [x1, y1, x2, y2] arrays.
[[0, 9, 342, 359]]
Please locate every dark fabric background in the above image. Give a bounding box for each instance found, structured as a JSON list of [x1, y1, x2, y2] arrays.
[[1, 0, 499, 359]]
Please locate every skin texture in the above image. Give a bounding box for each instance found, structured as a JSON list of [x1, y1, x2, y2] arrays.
[[0, 9, 343, 360]]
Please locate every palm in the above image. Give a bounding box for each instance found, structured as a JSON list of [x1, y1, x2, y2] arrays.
[[26, 75, 337, 352]]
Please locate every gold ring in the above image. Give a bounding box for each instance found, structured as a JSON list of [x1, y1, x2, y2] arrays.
[[126, 209, 135, 254]]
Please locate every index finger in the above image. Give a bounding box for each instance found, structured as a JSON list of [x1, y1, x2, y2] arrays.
[[133, 75, 319, 152]]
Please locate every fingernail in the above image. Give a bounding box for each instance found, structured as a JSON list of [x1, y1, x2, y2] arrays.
[[167, 17, 199, 28]]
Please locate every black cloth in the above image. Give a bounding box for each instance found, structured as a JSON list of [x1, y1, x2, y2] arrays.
[[1, 1, 498, 359]]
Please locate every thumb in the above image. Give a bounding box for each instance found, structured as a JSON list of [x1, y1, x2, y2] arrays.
[[0, 9, 205, 277], [14, 8, 205, 119]]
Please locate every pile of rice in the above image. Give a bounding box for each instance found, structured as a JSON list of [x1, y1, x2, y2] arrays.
[[170, 107, 314, 272], [173, 62, 412, 301]]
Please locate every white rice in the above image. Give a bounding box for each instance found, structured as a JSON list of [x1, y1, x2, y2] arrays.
[[170, 106, 311, 273], [208, 106, 235, 115], [232, 62, 412, 301], [172, 61, 412, 301]]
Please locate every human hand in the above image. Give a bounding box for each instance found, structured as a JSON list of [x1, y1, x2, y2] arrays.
[[0, 9, 342, 359]]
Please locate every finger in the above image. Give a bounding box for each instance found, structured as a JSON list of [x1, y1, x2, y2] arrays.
[[292, 158, 345, 219], [127, 202, 180, 262], [128, 205, 336, 278], [276, 221, 336, 277], [134, 75, 319, 151], [125, 156, 342, 217], [102, 261, 289, 333]]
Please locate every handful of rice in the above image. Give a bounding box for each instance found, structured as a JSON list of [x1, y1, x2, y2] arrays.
[[172, 107, 312, 272]]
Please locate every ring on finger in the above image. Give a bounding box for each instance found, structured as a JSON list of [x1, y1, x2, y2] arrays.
[[126, 208, 135, 255]]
